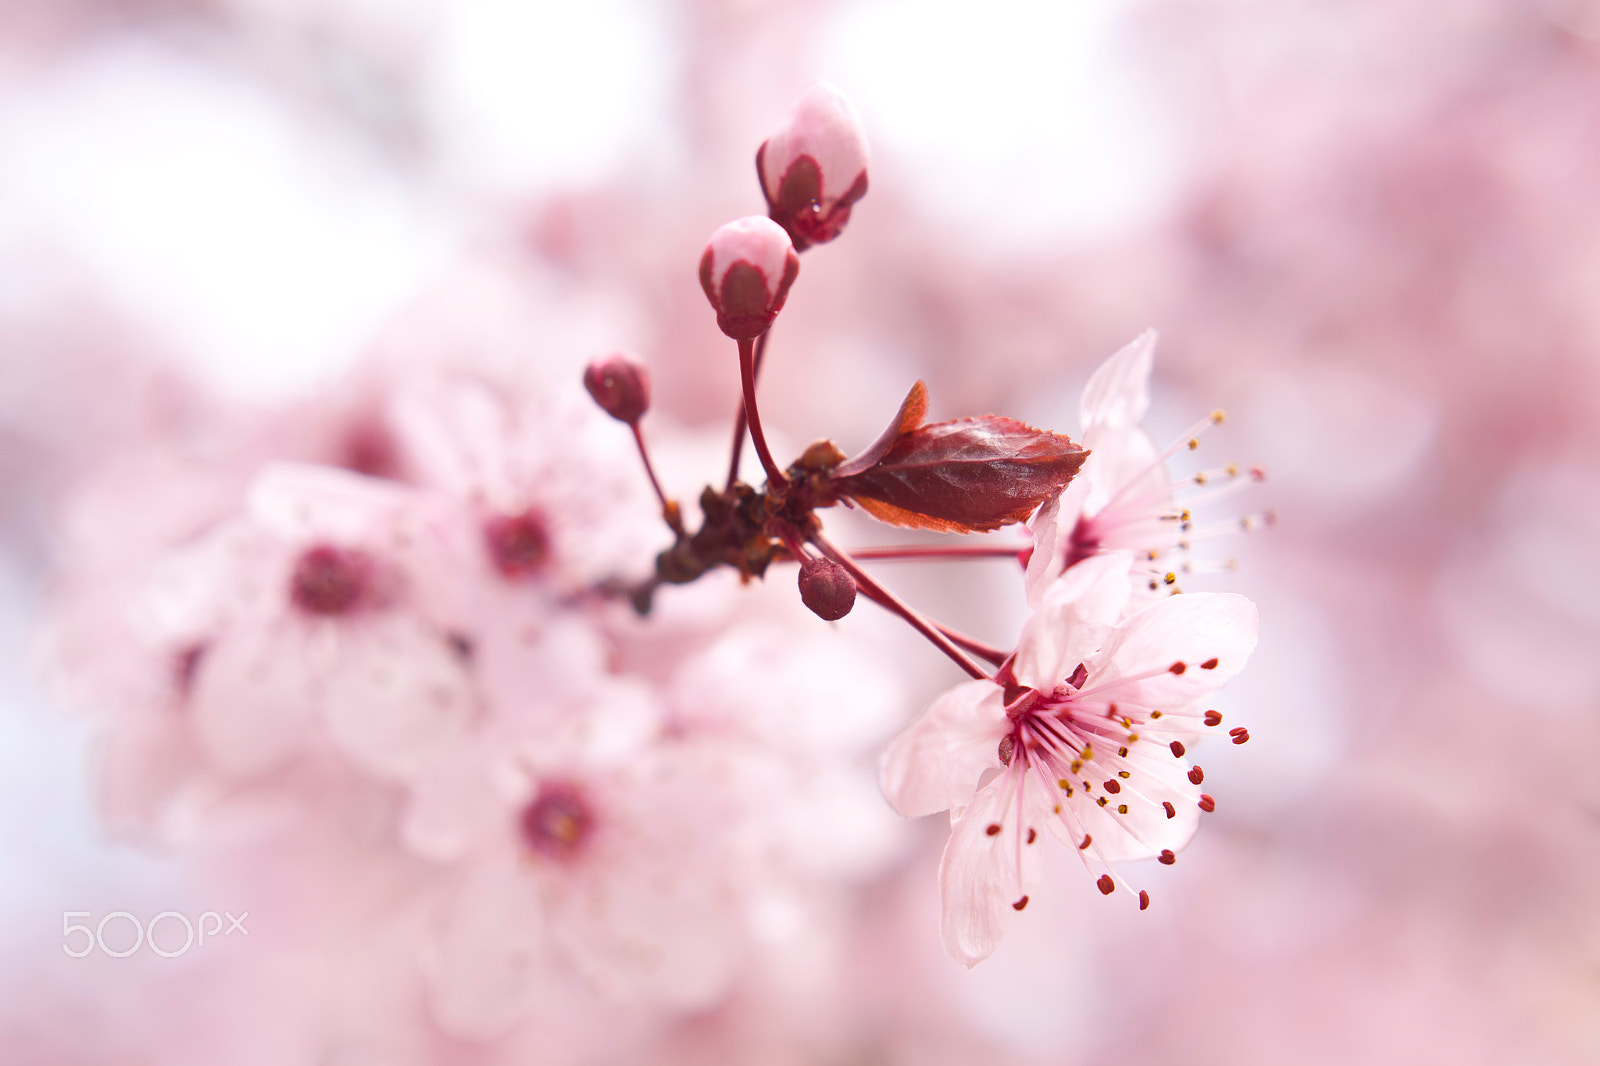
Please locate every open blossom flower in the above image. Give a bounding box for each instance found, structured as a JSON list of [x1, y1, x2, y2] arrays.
[[158, 462, 479, 783], [1028, 331, 1268, 602], [881, 552, 1258, 965], [419, 721, 768, 1039]]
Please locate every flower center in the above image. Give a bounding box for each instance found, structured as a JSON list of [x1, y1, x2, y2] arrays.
[[289, 545, 371, 616], [484, 509, 552, 580], [519, 783, 593, 862]]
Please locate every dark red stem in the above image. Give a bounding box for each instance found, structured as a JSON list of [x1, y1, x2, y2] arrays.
[[631, 423, 682, 534], [810, 533, 989, 681], [849, 543, 1031, 562], [737, 334, 788, 492], [725, 329, 772, 490]]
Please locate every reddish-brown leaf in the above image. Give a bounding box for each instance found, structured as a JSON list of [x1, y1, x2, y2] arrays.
[[834, 381, 928, 478], [832, 416, 1088, 533]]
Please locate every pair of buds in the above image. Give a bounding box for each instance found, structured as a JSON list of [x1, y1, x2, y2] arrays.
[[700, 82, 870, 340]]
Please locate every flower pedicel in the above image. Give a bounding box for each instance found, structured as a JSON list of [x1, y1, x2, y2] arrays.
[[585, 82, 1268, 963]]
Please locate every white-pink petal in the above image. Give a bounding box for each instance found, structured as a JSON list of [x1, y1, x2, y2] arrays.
[[937, 772, 1041, 967], [879, 680, 1006, 818], [1088, 592, 1260, 715], [188, 625, 317, 779], [318, 616, 476, 779], [1013, 551, 1134, 691], [1079, 329, 1156, 433]]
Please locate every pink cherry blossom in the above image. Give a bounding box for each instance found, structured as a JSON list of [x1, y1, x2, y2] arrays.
[[420, 728, 767, 1039], [156, 462, 478, 784], [1028, 331, 1268, 604], [881, 552, 1258, 965]]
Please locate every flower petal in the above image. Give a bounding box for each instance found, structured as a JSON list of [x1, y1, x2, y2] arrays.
[[320, 616, 476, 779], [425, 853, 549, 1039], [1023, 490, 1062, 606], [1088, 592, 1259, 716], [189, 626, 317, 779], [879, 681, 1005, 818], [937, 771, 1040, 966], [1013, 552, 1134, 692], [1079, 330, 1156, 433]]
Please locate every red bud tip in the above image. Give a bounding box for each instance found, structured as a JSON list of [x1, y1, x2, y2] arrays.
[[699, 217, 799, 340], [797, 556, 857, 621], [757, 82, 870, 251], [583, 352, 651, 424]]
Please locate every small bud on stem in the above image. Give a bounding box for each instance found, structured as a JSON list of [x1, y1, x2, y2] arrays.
[[699, 217, 799, 340], [798, 556, 857, 620], [583, 353, 651, 424], [758, 82, 870, 251]]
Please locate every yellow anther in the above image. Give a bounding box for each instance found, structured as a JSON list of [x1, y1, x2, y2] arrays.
[[1210, 409, 1226, 424]]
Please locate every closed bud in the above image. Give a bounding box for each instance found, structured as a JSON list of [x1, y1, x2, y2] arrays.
[[699, 216, 800, 340], [798, 556, 856, 621], [583, 352, 651, 424], [757, 82, 870, 251]]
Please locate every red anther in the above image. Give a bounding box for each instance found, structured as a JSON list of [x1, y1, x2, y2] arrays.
[[1159, 849, 1176, 865], [1198, 794, 1216, 813], [1078, 834, 1092, 850], [1188, 765, 1205, 785], [583, 352, 651, 424], [484, 510, 553, 580], [1201, 657, 1219, 670], [997, 735, 1015, 766], [1103, 779, 1121, 794], [1139, 890, 1150, 911], [1097, 874, 1115, 895], [699, 217, 799, 340], [1169, 740, 1186, 757], [797, 556, 857, 620], [1012, 895, 1029, 911], [1162, 801, 1176, 819], [290, 545, 372, 616], [1169, 661, 1187, 674], [1025, 828, 1037, 845], [985, 823, 1002, 836], [1231, 730, 1251, 744], [1204, 710, 1223, 727], [520, 782, 594, 862]]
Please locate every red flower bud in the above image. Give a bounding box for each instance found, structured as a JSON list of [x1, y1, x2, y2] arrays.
[[757, 82, 870, 251], [583, 352, 651, 424], [699, 216, 800, 340], [798, 556, 857, 621]]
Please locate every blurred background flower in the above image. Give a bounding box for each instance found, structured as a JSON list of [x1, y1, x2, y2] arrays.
[[2, 0, 1597, 1063]]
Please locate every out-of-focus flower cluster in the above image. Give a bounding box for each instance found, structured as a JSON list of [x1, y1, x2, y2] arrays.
[[35, 292, 928, 1059]]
